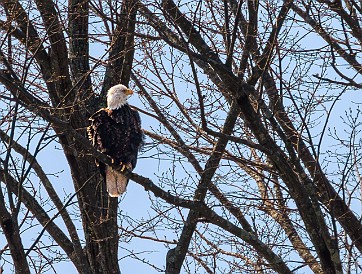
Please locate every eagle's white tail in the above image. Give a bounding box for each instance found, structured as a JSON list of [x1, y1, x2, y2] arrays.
[[105, 166, 128, 197]]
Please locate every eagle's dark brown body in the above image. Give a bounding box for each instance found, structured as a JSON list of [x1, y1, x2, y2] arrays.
[[87, 104, 143, 196]]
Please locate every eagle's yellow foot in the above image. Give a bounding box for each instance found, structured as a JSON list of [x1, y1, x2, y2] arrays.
[[117, 162, 132, 172], [112, 161, 132, 172], [112, 161, 125, 172]]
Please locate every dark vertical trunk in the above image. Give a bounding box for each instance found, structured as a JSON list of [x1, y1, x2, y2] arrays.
[[68, 0, 121, 271]]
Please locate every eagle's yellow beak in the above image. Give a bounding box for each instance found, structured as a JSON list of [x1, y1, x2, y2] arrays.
[[124, 88, 134, 95]]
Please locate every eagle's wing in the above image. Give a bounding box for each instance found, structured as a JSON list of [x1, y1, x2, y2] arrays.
[[88, 108, 127, 196], [87, 108, 109, 154]]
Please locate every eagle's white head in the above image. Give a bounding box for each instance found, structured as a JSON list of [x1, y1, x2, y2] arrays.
[[107, 84, 134, 110]]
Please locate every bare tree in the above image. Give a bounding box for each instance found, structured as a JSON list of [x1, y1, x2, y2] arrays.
[[1, 0, 362, 273]]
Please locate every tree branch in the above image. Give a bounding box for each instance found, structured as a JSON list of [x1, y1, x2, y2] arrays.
[[166, 101, 240, 273], [0, 170, 79, 270], [0, 128, 87, 271]]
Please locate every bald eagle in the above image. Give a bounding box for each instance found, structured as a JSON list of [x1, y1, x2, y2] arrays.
[[87, 84, 143, 197]]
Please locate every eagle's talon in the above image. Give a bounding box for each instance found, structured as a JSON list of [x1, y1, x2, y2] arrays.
[[116, 162, 132, 172], [113, 162, 124, 172]]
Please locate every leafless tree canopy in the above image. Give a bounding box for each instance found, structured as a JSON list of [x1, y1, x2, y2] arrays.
[[1, 0, 362, 273]]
